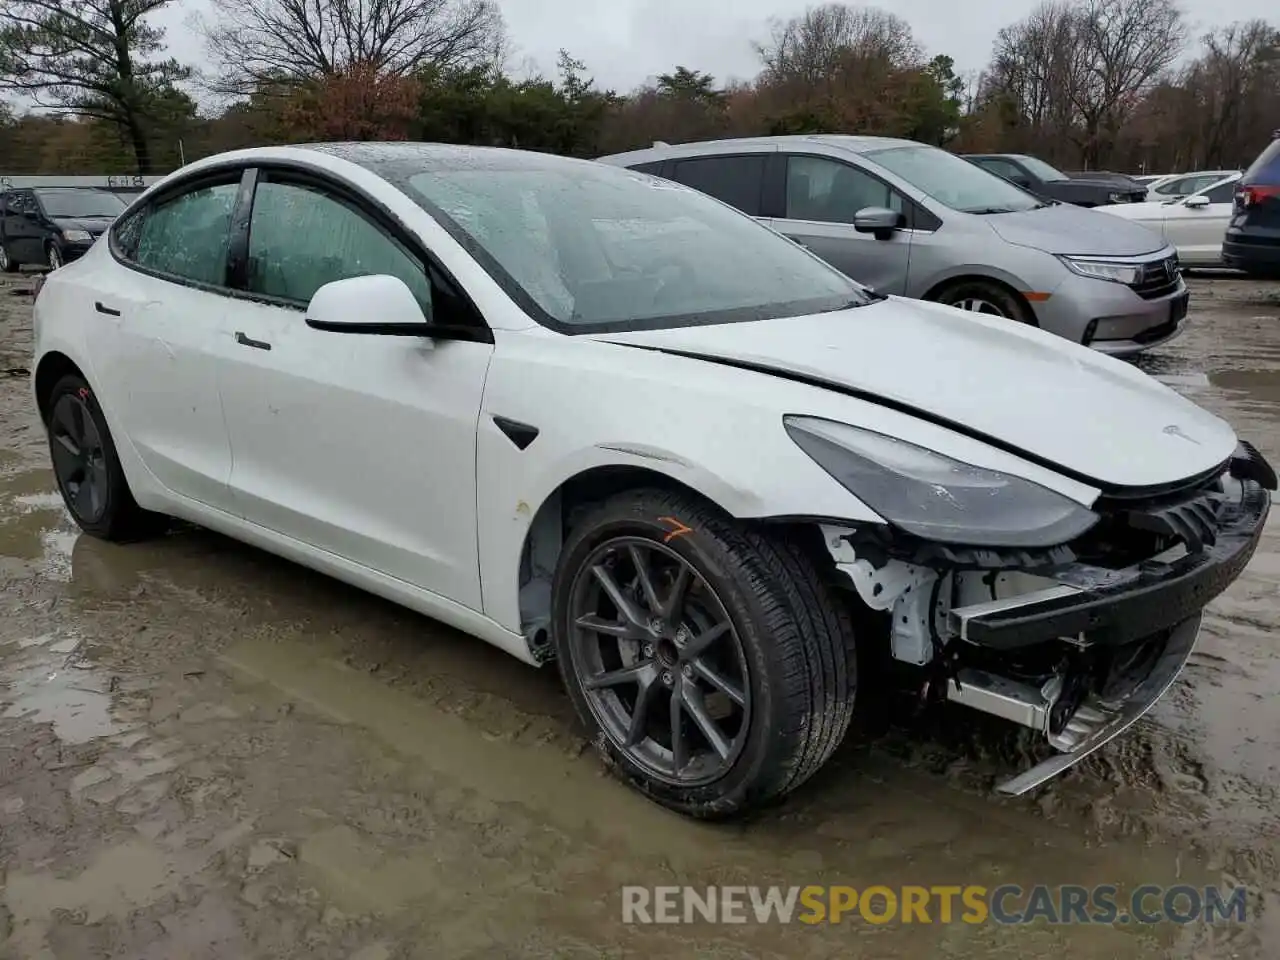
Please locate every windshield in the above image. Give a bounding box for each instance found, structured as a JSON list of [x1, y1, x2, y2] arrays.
[[400, 162, 869, 332], [1015, 156, 1068, 182], [863, 145, 1044, 214], [35, 189, 127, 219]]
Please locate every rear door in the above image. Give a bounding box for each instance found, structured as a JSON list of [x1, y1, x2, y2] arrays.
[[1163, 179, 1237, 265], [765, 153, 913, 294], [83, 170, 246, 511]]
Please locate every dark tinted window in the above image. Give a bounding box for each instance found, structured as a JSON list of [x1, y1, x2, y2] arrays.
[[5, 191, 34, 214], [132, 180, 239, 285], [668, 154, 766, 215], [34, 188, 126, 219], [247, 179, 434, 311], [629, 161, 666, 176], [975, 158, 1026, 181], [785, 155, 904, 223], [1243, 139, 1280, 186], [1203, 180, 1237, 204]]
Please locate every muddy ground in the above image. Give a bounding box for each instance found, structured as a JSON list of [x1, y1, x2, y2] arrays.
[[0, 271, 1278, 959]]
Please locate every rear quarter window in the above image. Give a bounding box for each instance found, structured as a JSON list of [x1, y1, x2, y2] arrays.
[[1243, 140, 1280, 186]]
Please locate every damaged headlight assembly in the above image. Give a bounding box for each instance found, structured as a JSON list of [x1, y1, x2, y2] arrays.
[[783, 416, 1100, 548]]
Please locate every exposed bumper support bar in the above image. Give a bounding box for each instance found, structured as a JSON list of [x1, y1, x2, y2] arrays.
[[946, 614, 1203, 796]]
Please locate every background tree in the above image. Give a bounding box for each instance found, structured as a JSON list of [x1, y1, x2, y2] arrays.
[[202, 0, 506, 94], [0, 0, 191, 173]]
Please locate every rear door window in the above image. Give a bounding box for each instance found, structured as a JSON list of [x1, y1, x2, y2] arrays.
[[1202, 180, 1238, 204], [667, 155, 766, 216]]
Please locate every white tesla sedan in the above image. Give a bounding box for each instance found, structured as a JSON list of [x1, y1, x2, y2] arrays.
[[31, 144, 1274, 818], [1095, 173, 1241, 267]]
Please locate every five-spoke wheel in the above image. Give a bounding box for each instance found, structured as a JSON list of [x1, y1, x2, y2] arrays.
[[553, 488, 858, 819], [568, 536, 750, 787], [49, 391, 110, 525]]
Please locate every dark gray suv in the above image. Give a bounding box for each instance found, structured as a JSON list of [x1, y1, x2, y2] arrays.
[[1223, 134, 1280, 279]]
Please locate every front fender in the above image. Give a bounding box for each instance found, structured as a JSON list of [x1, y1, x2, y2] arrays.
[[475, 333, 888, 632]]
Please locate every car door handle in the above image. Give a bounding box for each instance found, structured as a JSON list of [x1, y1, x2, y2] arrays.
[[235, 331, 272, 351], [94, 301, 121, 316]]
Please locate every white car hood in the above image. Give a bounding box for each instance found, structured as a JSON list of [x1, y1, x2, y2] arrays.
[[591, 297, 1238, 490]]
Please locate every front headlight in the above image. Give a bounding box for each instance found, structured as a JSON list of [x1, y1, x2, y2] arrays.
[[61, 229, 92, 242], [783, 416, 1099, 547], [1059, 255, 1141, 285], [1107, 192, 1127, 203]]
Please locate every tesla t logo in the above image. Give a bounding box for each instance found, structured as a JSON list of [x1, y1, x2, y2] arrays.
[[1163, 424, 1200, 445]]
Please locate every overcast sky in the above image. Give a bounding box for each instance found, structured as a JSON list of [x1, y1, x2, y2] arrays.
[[155, 0, 1274, 101]]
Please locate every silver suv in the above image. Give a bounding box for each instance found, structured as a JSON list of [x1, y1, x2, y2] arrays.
[[597, 136, 1190, 355]]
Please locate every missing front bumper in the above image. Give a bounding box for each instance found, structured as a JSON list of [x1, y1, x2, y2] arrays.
[[945, 613, 1202, 795]]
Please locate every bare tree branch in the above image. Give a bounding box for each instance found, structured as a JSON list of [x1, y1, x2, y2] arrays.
[[199, 0, 506, 95]]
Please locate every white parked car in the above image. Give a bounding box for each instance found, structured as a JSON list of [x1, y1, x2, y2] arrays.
[[1142, 169, 1239, 200], [30, 144, 1275, 818], [1094, 173, 1242, 267]]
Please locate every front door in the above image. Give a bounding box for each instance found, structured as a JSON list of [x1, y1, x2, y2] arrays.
[[81, 173, 244, 512], [766, 154, 912, 295], [214, 171, 492, 610]]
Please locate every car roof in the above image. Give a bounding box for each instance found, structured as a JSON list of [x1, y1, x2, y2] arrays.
[[596, 134, 922, 166]]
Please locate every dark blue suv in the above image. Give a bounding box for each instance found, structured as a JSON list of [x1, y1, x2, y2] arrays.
[[1223, 132, 1280, 279]]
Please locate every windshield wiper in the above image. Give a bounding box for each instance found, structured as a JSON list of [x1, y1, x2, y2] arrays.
[[963, 206, 1018, 215]]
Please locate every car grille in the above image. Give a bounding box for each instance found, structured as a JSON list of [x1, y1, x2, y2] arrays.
[[1122, 489, 1225, 552], [1128, 255, 1181, 300]]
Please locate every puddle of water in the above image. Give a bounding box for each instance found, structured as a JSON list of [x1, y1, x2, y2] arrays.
[[1, 660, 119, 743], [1208, 369, 1280, 406], [221, 633, 732, 864], [1, 627, 121, 744]]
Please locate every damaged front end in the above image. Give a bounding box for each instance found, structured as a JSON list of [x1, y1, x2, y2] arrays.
[[820, 441, 1274, 795]]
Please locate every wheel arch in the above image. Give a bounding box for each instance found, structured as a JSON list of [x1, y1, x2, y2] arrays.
[[922, 273, 1040, 326], [34, 350, 86, 422], [513, 463, 730, 662]]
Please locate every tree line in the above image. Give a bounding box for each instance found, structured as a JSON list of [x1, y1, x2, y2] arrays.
[[0, 0, 1276, 177]]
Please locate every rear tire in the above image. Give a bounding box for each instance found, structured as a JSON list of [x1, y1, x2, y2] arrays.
[[45, 374, 167, 541], [934, 279, 1036, 325], [551, 487, 858, 819]]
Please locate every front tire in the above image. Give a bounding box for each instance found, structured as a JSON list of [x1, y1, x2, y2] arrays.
[[551, 488, 858, 819], [934, 279, 1036, 325], [0, 242, 18, 273], [45, 374, 166, 541], [46, 242, 63, 271]]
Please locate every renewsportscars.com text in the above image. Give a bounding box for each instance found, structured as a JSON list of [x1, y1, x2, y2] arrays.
[[621, 884, 1248, 925]]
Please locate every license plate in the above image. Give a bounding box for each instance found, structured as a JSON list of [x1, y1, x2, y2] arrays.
[[1171, 292, 1189, 323]]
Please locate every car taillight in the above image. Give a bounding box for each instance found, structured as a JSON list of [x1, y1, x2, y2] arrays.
[[1240, 185, 1280, 207]]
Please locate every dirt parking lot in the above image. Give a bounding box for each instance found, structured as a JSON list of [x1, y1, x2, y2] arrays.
[[1, 272, 1278, 959]]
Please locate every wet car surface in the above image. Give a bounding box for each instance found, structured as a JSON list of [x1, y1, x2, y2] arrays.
[[1, 272, 1278, 958]]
